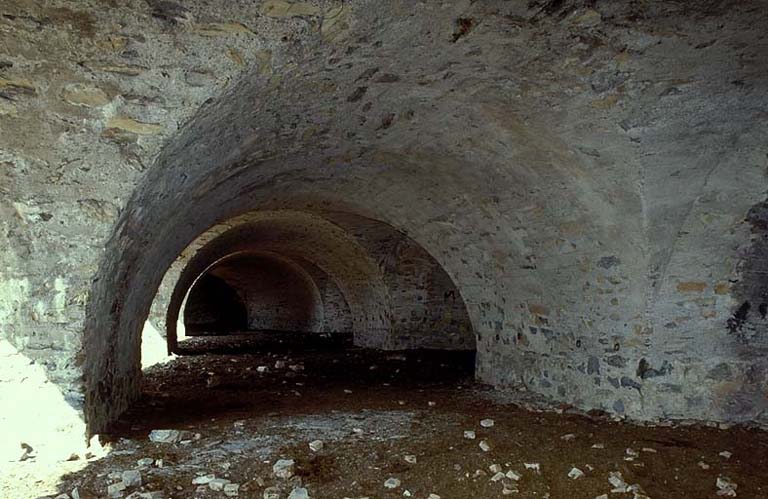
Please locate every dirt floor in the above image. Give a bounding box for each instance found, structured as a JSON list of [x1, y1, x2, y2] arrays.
[[28, 334, 768, 498]]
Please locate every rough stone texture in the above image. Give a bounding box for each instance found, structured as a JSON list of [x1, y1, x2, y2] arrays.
[[154, 209, 473, 351], [0, 0, 767, 441], [198, 253, 325, 333]]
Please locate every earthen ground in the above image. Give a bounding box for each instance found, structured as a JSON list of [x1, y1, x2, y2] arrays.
[[38, 335, 768, 498]]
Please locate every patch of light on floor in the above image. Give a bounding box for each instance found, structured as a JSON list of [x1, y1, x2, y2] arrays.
[[141, 321, 176, 369], [0, 338, 99, 498]]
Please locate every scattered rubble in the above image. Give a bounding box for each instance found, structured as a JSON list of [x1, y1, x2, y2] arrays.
[[148, 430, 183, 444], [192, 474, 215, 485], [31, 346, 768, 499], [608, 471, 628, 492], [524, 463, 541, 474], [384, 477, 401, 489], [288, 487, 309, 499], [568, 467, 584, 479], [263, 486, 281, 499], [716, 476, 738, 497], [121, 470, 142, 488], [273, 459, 295, 479]]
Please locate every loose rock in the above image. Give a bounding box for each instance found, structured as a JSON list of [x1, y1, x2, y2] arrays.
[[288, 487, 309, 499], [384, 477, 401, 489], [716, 476, 738, 497], [121, 470, 142, 487], [223, 483, 240, 497], [209, 478, 231, 491], [273, 458, 295, 479], [263, 487, 281, 499], [149, 430, 181, 443], [568, 467, 584, 479]]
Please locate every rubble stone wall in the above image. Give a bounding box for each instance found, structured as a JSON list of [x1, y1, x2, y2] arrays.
[[1, 0, 766, 440]]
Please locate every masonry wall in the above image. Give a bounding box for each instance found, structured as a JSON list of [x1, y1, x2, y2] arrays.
[[0, 0, 766, 445]]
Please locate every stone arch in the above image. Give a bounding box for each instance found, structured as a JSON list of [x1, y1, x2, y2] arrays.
[[161, 210, 394, 353], [183, 272, 249, 334], [182, 251, 325, 335]]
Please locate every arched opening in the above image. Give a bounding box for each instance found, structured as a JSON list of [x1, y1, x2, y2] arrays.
[[155, 209, 475, 356], [183, 273, 248, 335], [183, 253, 323, 336]]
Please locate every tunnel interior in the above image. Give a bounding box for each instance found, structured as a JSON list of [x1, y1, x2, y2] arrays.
[[183, 253, 325, 336], [3, 1, 768, 496], [183, 272, 248, 335], [152, 209, 477, 360]]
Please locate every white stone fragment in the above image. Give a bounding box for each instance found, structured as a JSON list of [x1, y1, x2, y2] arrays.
[[489, 464, 502, 473], [699, 461, 711, 470], [716, 476, 738, 497], [608, 471, 628, 492], [149, 430, 181, 444], [524, 462, 540, 473], [479, 440, 491, 452], [464, 430, 476, 439], [273, 459, 295, 479], [192, 474, 215, 485], [480, 419, 495, 428], [309, 439, 324, 452], [490, 472, 506, 482], [209, 478, 231, 491], [384, 478, 401, 489], [506, 470, 522, 481], [223, 483, 240, 497], [595, 495, 608, 499], [625, 448, 639, 460], [404, 454, 417, 464], [275, 360, 286, 369], [136, 457, 154, 467], [561, 433, 576, 441], [719, 450, 732, 459], [591, 443, 605, 449], [263, 487, 281, 499], [427, 494, 441, 499], [121, 470, 142, 487], [257, 366, 269, 373], [107, 482, 126, 497], [568, 467, 584, 479]]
